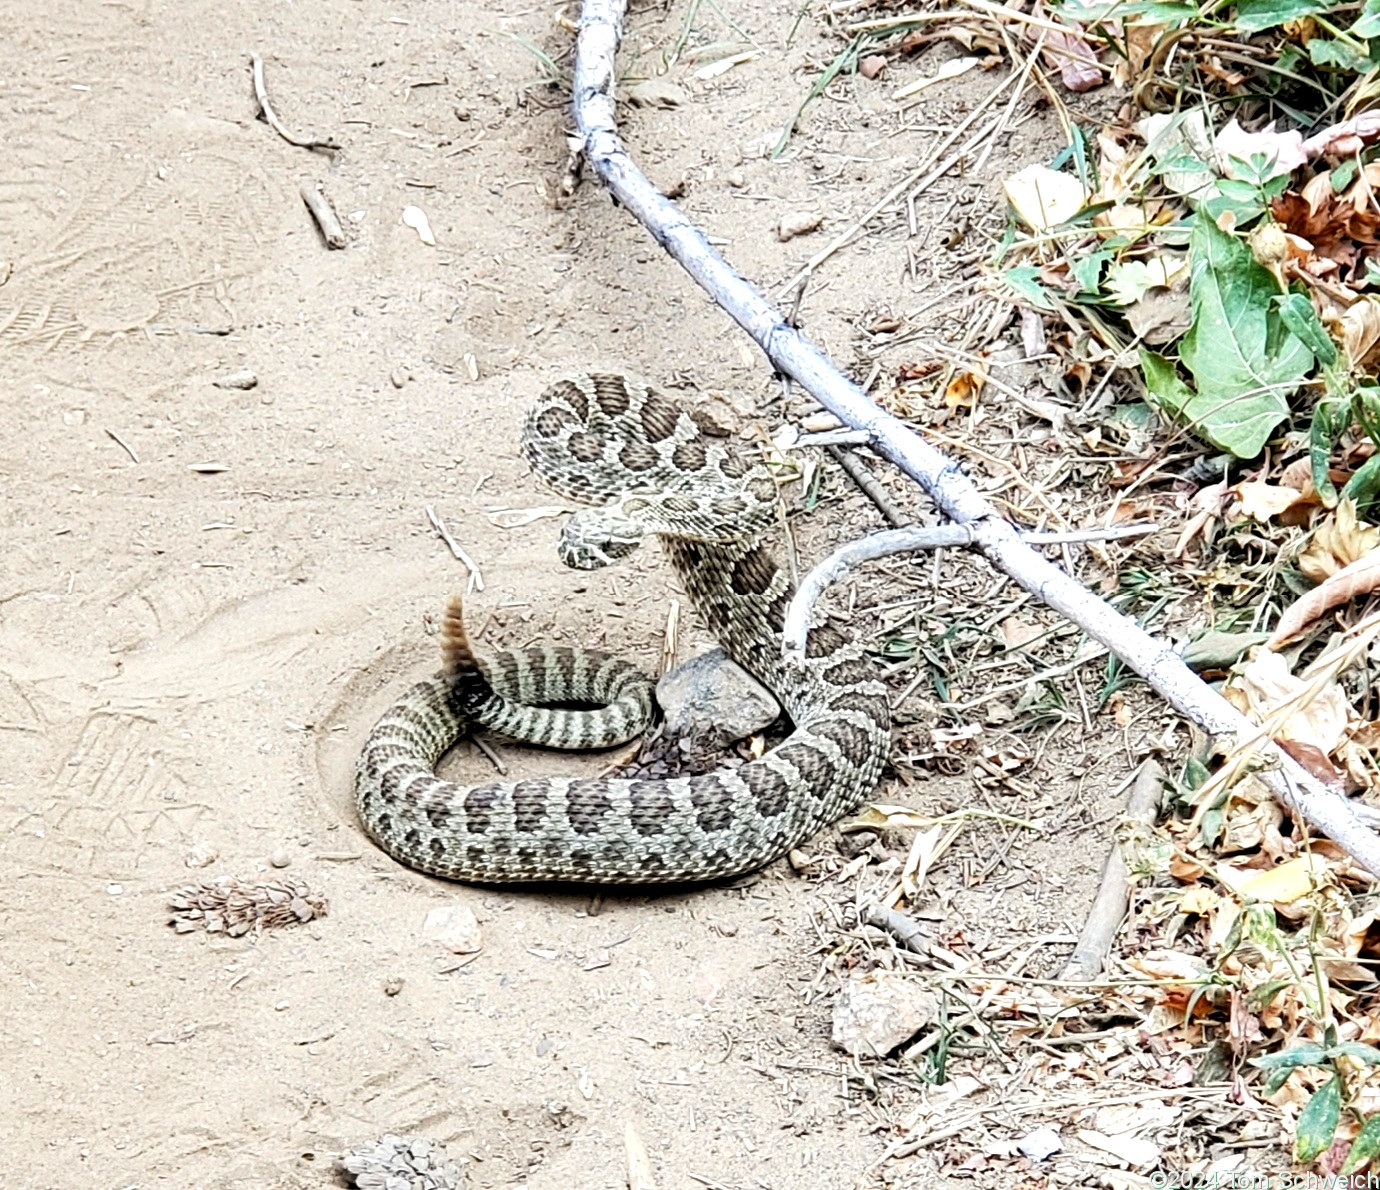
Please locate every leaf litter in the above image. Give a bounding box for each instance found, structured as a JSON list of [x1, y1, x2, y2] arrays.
[[776, 0, 1380, 1176]]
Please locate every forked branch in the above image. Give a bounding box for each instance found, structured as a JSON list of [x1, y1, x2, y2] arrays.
[[569, 0, 1380, 878]]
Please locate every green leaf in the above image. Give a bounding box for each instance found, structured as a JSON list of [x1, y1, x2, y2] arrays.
[[1055, 0, 1197, 22], [1328, 1041, 1380, 1066], [1217, 178, 1263, 203], [1355, 0, 1380, 37], [1342, 454, 1380, 512], [1357, 387, 1380, 443], [1245, 977, 1296, 1011], [1341, 1113, 1380, 1174], [1177, 217, 1313, 456], [1253, 1043, 1329, 1070], [1265, 1065, 1295, 1095], [1140, 347, 1196, 411], [1309, 37, 1371, 71], [1182, 754, 1210, 791], [1295, 1073, 1343, 1164], [1275, 292, 1338, 366], [1235, 0, 1331, 32], [1311, 399, 1348, 505], [1003, 266, 1056, 311], [1071, 249, 1113, 293], [1332, 159, 1360, 191]]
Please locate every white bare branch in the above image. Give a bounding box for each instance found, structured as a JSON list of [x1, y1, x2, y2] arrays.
[[569, 0, 1380, 877]]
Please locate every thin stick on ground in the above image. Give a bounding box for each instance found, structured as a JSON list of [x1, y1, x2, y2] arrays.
[[104, 428, 139, 463], [471, 734, 508, 776], [828, 445, 909, 528], [425, 504, 485, 592], [569, 0, 1380, 878], [776, 66, 1024, 295], [249, 54, 341, 152], [624, 1122, 659, 1190], [1061, 760, 1165, 982], [299, 179, 346, 248], [781, 524, 1159, 655]]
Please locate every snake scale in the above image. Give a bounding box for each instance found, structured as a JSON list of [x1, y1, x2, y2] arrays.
[[355, 373, 891, 882]]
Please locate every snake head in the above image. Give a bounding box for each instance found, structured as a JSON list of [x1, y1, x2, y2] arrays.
[[559, 506, 645, 570]]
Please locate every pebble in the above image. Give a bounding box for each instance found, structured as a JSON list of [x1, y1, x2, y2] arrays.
[[184, 841, 219, 869], [831, 970, 938, 1057], [859, 54, 887, 79], [268, 847, 292, 869], [777, 210, 824, 242], [383, 977, 404, 997], [422, 904, 483, 954], [656, 648, 780, 749], [213, 368, 258, 390]]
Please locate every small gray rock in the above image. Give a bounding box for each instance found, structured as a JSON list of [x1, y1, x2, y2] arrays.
[[656, 648, 780, 749], [831, 970, 938, 1057], [213, 368, 258, 390]]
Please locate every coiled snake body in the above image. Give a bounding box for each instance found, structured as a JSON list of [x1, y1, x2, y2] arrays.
[[355, 374, 890, 882]]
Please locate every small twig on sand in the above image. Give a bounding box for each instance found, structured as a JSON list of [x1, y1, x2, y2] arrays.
[[781, 523, 1159, 655], [660, 598, 680, 678], [1062, 760, 1164, 982], [866, 904, 935, 955], [472, 734, 508, 775], [624, 1122, 659, 1190], [299, 180, 346, 248], [105, 428, 139, 463], [425, 505, 485, 592], [828, 445, 908, 528], [249, 53, 341, 152]]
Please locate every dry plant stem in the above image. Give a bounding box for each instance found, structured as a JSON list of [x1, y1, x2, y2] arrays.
[[782, 523, 1159, 654], [1061, 760, 1164, 982], [828, 445, 909, 528], [424, 504, 485, 592], [866, 905, 934, 955], [624, 1122, 659, 1190], [777, 66, 1025, 294], [299, 180, 346, 248], [249, 54, 341, 152], [570, 0, 1380, 879]]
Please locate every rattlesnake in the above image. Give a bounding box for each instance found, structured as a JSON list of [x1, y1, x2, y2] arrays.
[[355, 373, 891, 882]]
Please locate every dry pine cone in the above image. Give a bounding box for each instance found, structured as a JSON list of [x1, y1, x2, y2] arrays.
[[338, 1134, 465, 1190], [168, 878, 328, 936]]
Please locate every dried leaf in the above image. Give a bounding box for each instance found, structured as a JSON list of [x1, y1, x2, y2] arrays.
[[943, 368, 985, 409], [842, 803, 934, 832], [1038, 24, 1104, 92], [1336, 298, 1380, 368], [1236, 480, 1308, 522], [1003, 164, 1087, 232], [1224, 648, 1349, 753], [1270, 548, 1380, 645], [1220, 854, 1330, 906], [1300, 500, 1380, 581]]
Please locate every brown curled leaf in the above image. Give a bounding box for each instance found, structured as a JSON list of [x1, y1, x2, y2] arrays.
[[1269, 548, 1380, 647]]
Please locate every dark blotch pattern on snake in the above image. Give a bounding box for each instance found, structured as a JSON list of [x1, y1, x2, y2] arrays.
[[354, 374, 891, 883]]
